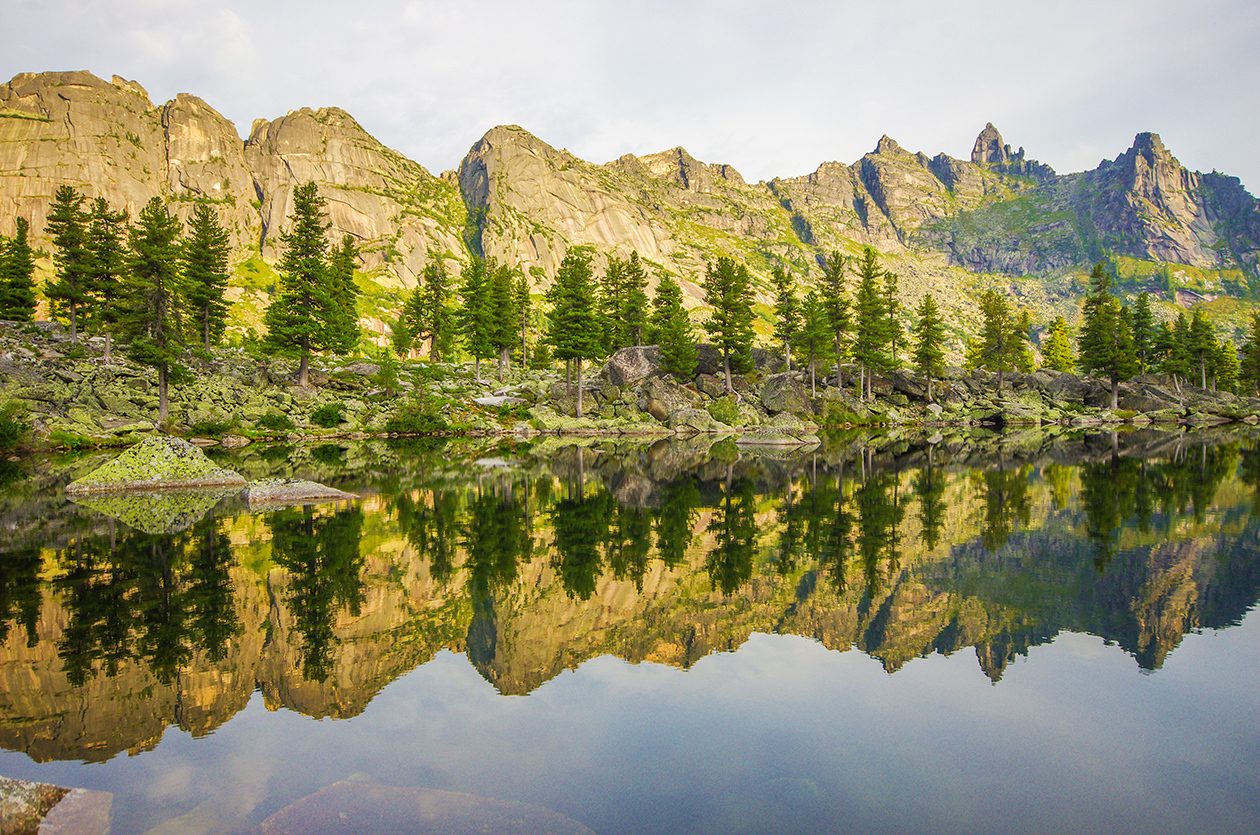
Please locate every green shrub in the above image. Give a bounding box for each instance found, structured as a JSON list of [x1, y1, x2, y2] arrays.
[[385, 397, 450, 435], [188, 416, 236, 436], [310, 402, 344, 428], [257, 412, 294, 431], [0, 402, 30, 453], [64, 343, 87, 360], [706, 395, 739, 426]]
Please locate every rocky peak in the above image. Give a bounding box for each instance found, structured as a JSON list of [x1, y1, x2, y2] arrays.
[[873, 135, 906, 156], [1128, 131, 1173, 168], [971, 123, 1009, 164], [633, 147, 745, 192]]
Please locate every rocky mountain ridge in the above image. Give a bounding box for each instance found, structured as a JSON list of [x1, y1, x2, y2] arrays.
[[3, 70, 1258, 325]]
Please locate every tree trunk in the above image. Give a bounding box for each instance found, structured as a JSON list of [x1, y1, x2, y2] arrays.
[[566, 358, 572, 386], [1110, 369, 1119, 410], [204, 313, 211, 353], [723, 348, 733, 394], [68, 302, 78, 342], [498, 346, 508, 382], [103, 331, 111, 364], [521, 319, 527, 365], [298, 336, 310, 388], [474, 357, 481, 384], [997, 369, 1004, 393], [835, 333, 843, 386], [927, 375, 934, 403], [575, 359, 584, 418], [429, 333, 439, 362], [784, 338, 791, 373], [1200, 357, 1207, 389], [810, 362, 816, 398], [158, 363, 169, 423]]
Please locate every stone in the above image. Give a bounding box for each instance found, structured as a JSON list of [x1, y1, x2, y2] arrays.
[[474, 395, 527, 408], [642, 376, 700, 422], [696, 374, 727, 399], [65, 436, 248, 494], [760, 372, 811, 415], [246, 478, 358, 509], [668, 407, 730, 434], [602, 345, 662, 387]]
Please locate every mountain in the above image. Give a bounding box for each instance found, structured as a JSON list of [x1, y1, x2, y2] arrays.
[[3, 70, 1259, 339]]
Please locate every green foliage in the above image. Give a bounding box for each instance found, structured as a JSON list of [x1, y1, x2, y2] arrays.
[[188, 416, 237, 437], [912, 294, 946, 394], [1240, 312, 1260, 395], [0, 217, 38, 321], [701, 256, 756, 390], [1077, 263, 1138, 405], [706, 395, 740, 425], [182, 202, 231, 351], [457, 257, 495, 372], [1042, 316, 1075, 372], [852, 248, 894, 394], [310, 402, 344, 428], [795, 290, 835, 395], [0, 401, 30, 454], [256, 412, 294, 432], [44, 185, 91, 339], [771, 266, 799, 369], [1131, 292, 1155, 373], [121, 197, 185, 421], [648, 273, 697, 379], [325, 234, 362, 355], [384, 396, 450, 435], [85, 196, 128, 335], [546, 248, 603, 363]]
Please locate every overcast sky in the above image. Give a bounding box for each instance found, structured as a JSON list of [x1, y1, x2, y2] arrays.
[[7, 0, 1259, 190]]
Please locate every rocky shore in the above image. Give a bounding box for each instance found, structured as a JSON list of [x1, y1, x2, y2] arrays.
[[1, 320, 1257, 452]]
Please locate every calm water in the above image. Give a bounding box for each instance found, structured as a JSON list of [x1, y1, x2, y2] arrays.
[[1, 429, 1259, 834]]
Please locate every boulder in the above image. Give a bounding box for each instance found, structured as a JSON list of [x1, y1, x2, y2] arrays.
[[65, 436, 247, 494], [642, 376, 701, 422], [760, 372, 811, 415], [668, 407, 731, 434], [602, 345, 662, 387], [246, 478, 358, 509]]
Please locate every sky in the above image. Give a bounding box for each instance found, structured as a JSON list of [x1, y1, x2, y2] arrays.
[[6, 0, 1260, 190]]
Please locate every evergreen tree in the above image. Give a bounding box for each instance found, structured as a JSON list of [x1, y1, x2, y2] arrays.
[[1214, 338, 1239, 394], [598, 255, 625, 354], [1188, 308, 1215, 388], [84, 197, 129, 355], [700, 256, 755, 394], [514, 273, 531, 364], [456, 257, 495, 382], [912, 294, 946, 401], [884, 270, 903, 367], [794, 290, 834, 397], [978, 290, 1019, 391], [1042, 316, 1075, 372], [621, 251, 650, 347], [181, 202, 231, 352], [1241, 312, 1260, 395], [325, 234, 361, 355], [120, 197, 184, 423], [406, 258, 456, 361], [771, 266, 799, 371], [1131, 292, 1156, 373], [1015, 310, 1035, 373], [819, 250, 849, 383], [851, 247, 892, 400], [263, 182, 335, 388], [487, 262, 520, 380], [0, 218, 37, 322], [1077, 263, 1137, 409], [44, 185, 91, 340], [546, 248, 603, 417], [649, 273, 697, 379], [390, 307, 413, 358]]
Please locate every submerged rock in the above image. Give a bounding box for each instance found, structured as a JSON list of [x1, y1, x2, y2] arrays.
[[246, 478, 358, 509], [64, 436, 247, 494], [0, 776, 111, 835]]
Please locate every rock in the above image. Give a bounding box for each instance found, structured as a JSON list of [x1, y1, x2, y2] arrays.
[[642, 376, 700, 422], [246, 478, 358, 509], [667, 407, 730, 434], [760, 372, 811, 415], [696, 374, 727, 399], [474, 395, 527, 408], [340, 361, 381, 377], [70, 486, 243, 534], [602, 345, 662, 387], [65, 436, 247, 494]]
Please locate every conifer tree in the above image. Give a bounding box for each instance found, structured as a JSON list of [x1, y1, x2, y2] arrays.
[[326, 234, 361, 355], [1241, 312, 1260, 395], [1042, 316, 1075, 372], [121, 197, 184, 422], [405, 259, 455, 361], [514, 273, 531, 363], [264, 182, 337, 387], [390, 308, 413, 358], [181, 202, 231, 352], [700, 256, 755, 394], [1131, 292, 1156, 373], [795, 290, 834, 396], [912, 294, 946, 401], [546, 248, 603, 417], [1188, 308, 1215, 389], [649, 273, 697, 379], [851, 247, 892, 400], [819, 250, 850, 384], [771, 266, 799, 371], [598, 256, 625, 355], [487, 262, 520, 381], [1015, 310, 1035, 373], [84, 197, 129, 358], [456, 257, 495, 382], [978, 289, 1019, 391], [0, 218, 37, 322], [44, 185, 90, 340], [1214, 338, 1239, 394], [621, 251, 650, 347], [884, 270, 903, 367], [1077, 263, 1137, 409]]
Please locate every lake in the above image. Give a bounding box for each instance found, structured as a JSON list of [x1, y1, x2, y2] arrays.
[[1, 427, 1259, 834]]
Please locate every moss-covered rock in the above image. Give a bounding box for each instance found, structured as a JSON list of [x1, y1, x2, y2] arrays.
[[65, 435, 247, 494]]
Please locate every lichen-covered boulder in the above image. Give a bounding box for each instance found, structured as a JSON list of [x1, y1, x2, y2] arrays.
[[246, 478, 358, 509], [642, 377, 700, 422], [602, 345, 661, 387], [65, 436, 247, 494], [760, 373, 811, 415]]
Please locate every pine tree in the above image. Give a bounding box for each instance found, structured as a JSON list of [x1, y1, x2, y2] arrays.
[[978, 290, 1019, 391], [621, 251, 650, 347], [390, 307, 413, 358], [771, 266, 799, 371], [456, 257, 494, 382], [263, 182, 335, 388], [819, 250, 849, 383], [44, 185, 91, 340], [0, 218, 37, 322], [1042, 316, 1075, 372], [84, 197, 129, 355], [795, 290, 834, 396], [1188, 308, 1215, 388], [1015, 310, 1035, 373], [1214, 338, 1239, 394], [598, 256, 625, 354], [700, 256, 755, 394], [514, 273, 531, 365], [884, 270, 903, 367], [1131, 292, 1155, 373], [181, 202, 231, 352], [649, 273, 697, 379], [851, 247, 891, 400], [120, 197, 184, 423], [325, 234, 361, 356], [546, 248, 603, 417], [1076, 263, 1137, 409], [487, 262, 520, 381], [406, 258, 455, 361], [1241, 313, 1260, 395], [912, 294, 946, 401]]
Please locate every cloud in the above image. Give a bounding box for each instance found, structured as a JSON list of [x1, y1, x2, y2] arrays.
[[3, 0, 1258, 189]]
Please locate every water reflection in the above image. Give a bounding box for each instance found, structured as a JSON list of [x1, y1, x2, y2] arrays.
[[2, 429, 1260, 762]]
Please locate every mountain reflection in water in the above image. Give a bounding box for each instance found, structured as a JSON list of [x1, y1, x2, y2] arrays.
[[0, 427, 1259, 835]]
